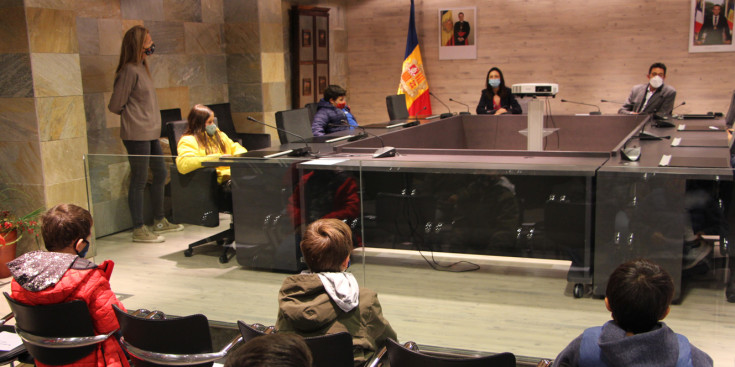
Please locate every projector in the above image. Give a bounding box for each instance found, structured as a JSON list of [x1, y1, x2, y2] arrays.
[[511, 83, 559, 97]]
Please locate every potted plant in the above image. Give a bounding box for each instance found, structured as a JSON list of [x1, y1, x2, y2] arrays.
[[0, 188, 42, 278]]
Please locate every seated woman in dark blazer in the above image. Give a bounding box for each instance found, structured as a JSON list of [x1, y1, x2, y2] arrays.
[[476, 67, 522, 115]]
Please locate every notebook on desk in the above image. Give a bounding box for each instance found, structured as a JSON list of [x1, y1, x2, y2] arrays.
[[680, 114, 716, 119], [306, 134, 356, 143], [670, 138, 729, 147], [676, 124, 726, 131], [362, 120, 419, 129], [231, 150, 300, 158]]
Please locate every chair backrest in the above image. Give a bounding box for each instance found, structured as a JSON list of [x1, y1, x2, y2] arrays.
[[385, 338, 516, 367], [165, 120, 189, 156], [4, 292, 98, 365], [275, 108, 314, 144], [113, 305, 214, 367], [302, 332, 354, 367], [237, 321, 267, 342], [160, 108, 183, 137], [305, 102, 319, 122], [386, 94, 409, 121], [237, 321, 353, 367], [725, 89, 735, 127], [206, 103, 239, 142], [240, 133, 272, 151]]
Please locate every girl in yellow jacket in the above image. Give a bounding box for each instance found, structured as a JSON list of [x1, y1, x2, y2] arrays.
[[176, 104, 247, 184]]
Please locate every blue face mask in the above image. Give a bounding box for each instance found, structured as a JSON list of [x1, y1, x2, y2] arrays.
[[205, 124, 217, 137], [488, 78, 501, 88], [77, 239, 90, 258]]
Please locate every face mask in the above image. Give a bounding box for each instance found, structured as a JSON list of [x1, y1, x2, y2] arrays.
[[205, 124, 217, 136], [144, 43, 156, 56], [649, 75, 663, 89], [335, 102, 347, 109], [488, 78, 501, 88], [77, 239, 90, 258]]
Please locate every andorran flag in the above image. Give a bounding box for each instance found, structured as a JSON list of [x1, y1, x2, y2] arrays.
[[397, 0, 432, 117]]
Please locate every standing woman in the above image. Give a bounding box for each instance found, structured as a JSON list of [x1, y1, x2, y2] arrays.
[[476, 67, 522, 115], [109, 26, 182, 243]]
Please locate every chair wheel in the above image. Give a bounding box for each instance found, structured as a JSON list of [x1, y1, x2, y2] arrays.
[[219, 255, 229, 264], [573, 283, 584, 298], [184, 249, 193, 257]]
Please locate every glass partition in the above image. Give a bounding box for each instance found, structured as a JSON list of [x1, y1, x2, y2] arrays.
[[86, 153, 734, 364]]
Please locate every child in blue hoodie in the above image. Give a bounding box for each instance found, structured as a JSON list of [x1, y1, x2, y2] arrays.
[[554, 259, 712, 367]]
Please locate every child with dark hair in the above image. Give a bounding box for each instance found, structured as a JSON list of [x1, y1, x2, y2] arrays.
[[7, 204, 129, 367], [276, 219, 396, 366], [311, 84, 359, 136], [225, 334, 312, 367], [554, 259, 712, 367]]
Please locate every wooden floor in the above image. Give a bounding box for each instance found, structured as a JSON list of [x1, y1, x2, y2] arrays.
[[2, 218, 733, 366]]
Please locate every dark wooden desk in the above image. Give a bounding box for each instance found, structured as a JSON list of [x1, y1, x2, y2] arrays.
[[594, 117, 732, 299], [219, 114, 731, 299]]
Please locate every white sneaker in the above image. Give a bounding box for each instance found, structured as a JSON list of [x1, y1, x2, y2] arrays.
[[132, 226, 164, 243], [152, 217, 184, 234]]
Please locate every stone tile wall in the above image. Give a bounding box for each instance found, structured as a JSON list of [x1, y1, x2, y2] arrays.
[[1, 0, 348, 245]]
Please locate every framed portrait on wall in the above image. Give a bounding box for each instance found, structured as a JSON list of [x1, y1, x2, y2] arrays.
[[439, 7, 477, 60], [302, 30, 312, 47], [318, 30, 327, 47], [302, 78, 312, 96], [688, 0, 734, 52], [318, 76, 327, 94]]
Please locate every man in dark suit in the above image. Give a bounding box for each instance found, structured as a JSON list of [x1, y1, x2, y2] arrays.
[[453, 12, 470, 45], [697, 5, 732, 45], [619, 62, 677, 116]]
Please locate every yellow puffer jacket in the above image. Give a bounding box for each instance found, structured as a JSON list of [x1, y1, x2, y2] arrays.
[[175, 130, 246, 184]]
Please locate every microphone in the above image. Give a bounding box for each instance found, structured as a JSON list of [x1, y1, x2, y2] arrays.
[[653, 102, 684, 127], [449, 98, 471, 115], [337, 119, 367, 142], [620, 136, 642, 161], [600, 99, 626, 104], [561, 99, 601, 115], [328, 122, 396, 158], [247, 116, 311, 156], [637, 118, 671, 140], [428, 91, 454, 119], [404, 106, 426, 127]]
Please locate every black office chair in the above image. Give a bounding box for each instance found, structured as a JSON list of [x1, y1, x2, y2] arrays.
[[0, 312, 31, 366], [275, 108, 314, 144], [384, 338, 516, 367], [305, 102, 319, 122], [3, 293, 115, 366], [113, 305, 242, 367], [237, 321, 354, 367], [166, 120, 235, 263], [386, 94, 410, 121], [160, 108, 182, 137], [206, 102, 272, 151]]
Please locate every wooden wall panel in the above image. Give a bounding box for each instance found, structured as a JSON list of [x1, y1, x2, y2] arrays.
[[344, 0, 735, 122]]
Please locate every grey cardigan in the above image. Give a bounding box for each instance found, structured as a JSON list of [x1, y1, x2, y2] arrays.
[[108, 62, 161, 141]]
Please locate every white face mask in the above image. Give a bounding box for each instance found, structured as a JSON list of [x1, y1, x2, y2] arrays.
[[649, 75, 663, 89]]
